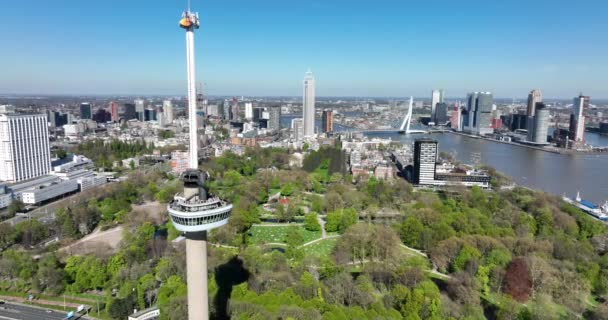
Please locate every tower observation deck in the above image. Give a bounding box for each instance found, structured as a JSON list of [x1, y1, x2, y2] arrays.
[[168, 5, 232, 320]]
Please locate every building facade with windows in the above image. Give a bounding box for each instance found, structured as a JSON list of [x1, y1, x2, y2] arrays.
[[0, 109, 51, 183]]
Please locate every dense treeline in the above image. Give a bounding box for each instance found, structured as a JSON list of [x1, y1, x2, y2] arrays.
[[1, 147, 607, 319], [74, 139, 153, 169]]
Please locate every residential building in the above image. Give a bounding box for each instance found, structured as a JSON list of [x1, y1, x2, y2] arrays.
[[569, 94, 589, 143], [413, 139, 437, 185], [163, 100, 174, 124], [110, 101, 119, 122], [463, 92, 493, 135], [322, 109, 334, 133], [291, 118, 304, 141], [245, 102, 253, 120], [0, 185, 11, 209], [170, 150, 189, 174], [0, 109, 51, 183], [532, 105, 550, 144], [303, 70, 316, 137], [268, 106, 281, 131], [526, 89, 543, 141]]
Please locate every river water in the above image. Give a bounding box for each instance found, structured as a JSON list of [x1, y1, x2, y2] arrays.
[[367, 131, 608, 203], [281, 115, 608, 203]]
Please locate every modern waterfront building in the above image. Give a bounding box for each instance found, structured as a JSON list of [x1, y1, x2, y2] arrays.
[[80, 103, 92, 120], [135, 99, 145, 121], [450, 105, 462, 131], [410, 139, 490, 189], [435, 103, 449, 125], [463, 92, 493, 135], [322, 109, 334, 133], [163, 100, 174, 124], [291, 118, 304, 141], [569, 94, 589, 143], [528, 103, 550, 144], [526, 90, 543, 141], [0, 108, 51, 183], [431, 89, 444, 123], [303, 70, 316, 137], [169, 8, 232, 320], [413, 139, 437, 185], [527, 89, 542, 119]]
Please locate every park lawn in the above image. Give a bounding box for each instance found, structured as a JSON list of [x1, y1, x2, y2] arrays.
[[301, 238, 338, 257], [248, 225, 321, 245]]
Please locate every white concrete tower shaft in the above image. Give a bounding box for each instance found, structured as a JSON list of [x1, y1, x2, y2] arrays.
[[186, 30, 199, 169]]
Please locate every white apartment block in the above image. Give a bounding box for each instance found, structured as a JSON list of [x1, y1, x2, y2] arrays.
[[0, 109, 51, 183]]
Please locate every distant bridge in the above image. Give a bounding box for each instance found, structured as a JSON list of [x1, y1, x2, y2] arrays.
[[335, 97, 441, 134]]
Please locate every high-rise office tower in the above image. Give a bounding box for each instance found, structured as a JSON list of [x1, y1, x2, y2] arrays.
[[163, 100, 174, 124], [0, 107, 51, 183], [123, 103, 137, 120], [108, 102, 118, 122], [222, 100, 231, 120], [413, 139, 437, 185], [527, 89, 543, 119], [303, 70, 315, 137], [322, 109, 334, 133], [450, 105, 462, 131], [526, 89, 543, 141], [80, 103, 92, 120], [532, 103, 550, 144], [569, 94, 589, 143], [168, 9, 232, 320], [268, 106, 281, 131], [464, 92, 493, 135], [435, 103, 449, 125], [135, 99, 145, 121], [291, 118, 304, 141], [431, 90, 444, 123], [245, 102, 253, 120], [144, 108, 157, 122]]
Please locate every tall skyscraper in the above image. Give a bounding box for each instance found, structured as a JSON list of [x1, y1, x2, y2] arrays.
[[569, 94, 589, 143], [123, 103, 137, 120], [135, 99, 145, 121], [527, 89, 543, 119], [245, 102, 253, 120], [450, 105, 462, 131], [431, 90, 444, 123], [268, 106, 281, 131], [80, 103, 92, 120], [526, 89, 543, 141], [163, 100, 174, 124], [435, 103, 449, 125], [464, 92, 493, 135], [303, 70, 315, 137], [322, 109, 334, 133], [532, 103, 550, 144], [0, 107, 51, 182], [413, 139, 437, 185], [291, 118, 304, 141], [110, 101, 119, 122]]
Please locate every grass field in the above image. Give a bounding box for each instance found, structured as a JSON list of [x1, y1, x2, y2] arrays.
[[301, 238, 338, 257], [248, 225, 321, 245]]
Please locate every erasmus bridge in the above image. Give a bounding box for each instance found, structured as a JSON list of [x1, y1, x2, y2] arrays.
[[335, 97, 434, 134]]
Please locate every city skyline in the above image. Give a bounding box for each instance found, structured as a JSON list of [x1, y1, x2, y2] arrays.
[[1, 1, 607, 98]]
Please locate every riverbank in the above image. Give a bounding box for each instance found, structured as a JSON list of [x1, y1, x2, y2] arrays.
[[449, 131, 608, 155]]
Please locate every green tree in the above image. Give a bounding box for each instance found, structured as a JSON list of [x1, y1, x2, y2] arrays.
[[400, 216, 424, 248], [453, 245, 481, 272], [304, 213, 321, 231], [7, 200, 25, 216]]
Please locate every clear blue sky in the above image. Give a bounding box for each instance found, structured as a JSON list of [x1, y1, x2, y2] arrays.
[[1, 0, 607, 98]]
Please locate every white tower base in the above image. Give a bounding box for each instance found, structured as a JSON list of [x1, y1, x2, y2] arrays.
[[186, 232, 208, 320]]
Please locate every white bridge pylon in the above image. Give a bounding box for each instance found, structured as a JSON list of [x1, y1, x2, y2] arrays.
[[399, 97, 426, 134]]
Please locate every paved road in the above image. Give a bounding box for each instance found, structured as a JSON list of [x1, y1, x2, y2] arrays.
[[0, 302, 68, 320]]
